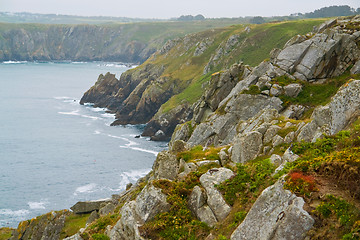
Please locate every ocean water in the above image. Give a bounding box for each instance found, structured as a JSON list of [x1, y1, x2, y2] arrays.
[[0, 61, 167, 228]]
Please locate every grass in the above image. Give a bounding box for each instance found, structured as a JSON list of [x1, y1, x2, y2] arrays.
[[60, 213, 90, 239], [176, 145, 222, 162], [0, 228, 12, 240]]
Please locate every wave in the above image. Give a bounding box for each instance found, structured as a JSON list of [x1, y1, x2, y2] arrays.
[[58, 110, 100, 120], [0, 208, 29, 217], [2, 60, 27, 64], [107, 168, 151, 192], [120, 146, 158, 156], [74, 183, 97, 196], [28, 200, 48, 210]]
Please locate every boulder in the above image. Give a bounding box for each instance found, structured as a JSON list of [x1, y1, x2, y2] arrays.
[[284, 83, 302, 98], [108, 201, 143, 240], [99, 202, 116, 216], [64, 233, 83, 240], [135, 184, 170, 223], [70, 199, 112, 214], [230, 179, 314, 240], [152, 151, 179, 180], [298, 80, 360, 142], [199, 168, 235, 221], [170, 139, 188, 154], [270, 154, 283, 167], [274, 31, 360, 80], [188, 186, 217, 227], [86, 210, 99, 224], [231, 131, 263, 164], [270, 84, 283, 96], [282, 105, 305, 119], [263, 125, 281, 144]]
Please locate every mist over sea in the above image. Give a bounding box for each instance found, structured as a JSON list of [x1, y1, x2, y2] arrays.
[[0, 61, 167, 228]]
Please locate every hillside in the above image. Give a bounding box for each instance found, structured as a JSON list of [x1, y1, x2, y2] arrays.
[[0, 19, 247, 63], [3, 15, 360, 240], [80, 18, 325, 140]]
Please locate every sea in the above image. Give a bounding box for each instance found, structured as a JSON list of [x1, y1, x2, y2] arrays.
[[0, 61, 167, 228]]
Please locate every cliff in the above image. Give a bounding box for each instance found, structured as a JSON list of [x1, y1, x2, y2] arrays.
[[4, 16, 360, 240], [0, 20, 246, 63], [80, 18, 325, 140]]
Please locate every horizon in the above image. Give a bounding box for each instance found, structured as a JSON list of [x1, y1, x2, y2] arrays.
[[1, 0, 360, 19]]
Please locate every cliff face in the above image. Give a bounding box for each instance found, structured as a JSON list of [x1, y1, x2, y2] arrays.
[[81, 19, 324, 140], [0, 24, 152, 63]]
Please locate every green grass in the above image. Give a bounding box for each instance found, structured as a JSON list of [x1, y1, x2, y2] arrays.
[[60, 213, 90, 239], [176, 145, 222, 162]]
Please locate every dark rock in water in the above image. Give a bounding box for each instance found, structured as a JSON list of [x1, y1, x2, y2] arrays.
[[70, 199, 112, 214], [134, 135, 140, 138]]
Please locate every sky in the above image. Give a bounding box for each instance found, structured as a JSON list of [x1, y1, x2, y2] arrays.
[[1, 0, 360, 19]]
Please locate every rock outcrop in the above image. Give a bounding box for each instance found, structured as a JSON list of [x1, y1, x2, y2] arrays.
[[10, 210, 70, 240], [70, 199, 112, 214], [231, 179, 314, 240]]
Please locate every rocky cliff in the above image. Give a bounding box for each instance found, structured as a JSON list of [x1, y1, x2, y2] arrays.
[[0, 20, 246, 63], [80, 19, 324, 140], [4, 16, 360, 240]]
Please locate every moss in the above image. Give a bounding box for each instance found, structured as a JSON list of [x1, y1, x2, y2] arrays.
[[177, 145, 222, 162], [241, 85, 261, 95], [60, 213, 90, 239], [92, 233, 110, 240]]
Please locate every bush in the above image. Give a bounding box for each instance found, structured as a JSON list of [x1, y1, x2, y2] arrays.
[[92, 233, 110, 240]]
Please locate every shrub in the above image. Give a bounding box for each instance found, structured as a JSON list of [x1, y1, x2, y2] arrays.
[[92, 233, 110, 240], [284, 171, 317, 197]]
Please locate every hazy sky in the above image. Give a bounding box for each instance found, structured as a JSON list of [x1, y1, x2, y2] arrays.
[[1, 0, 359, 19]]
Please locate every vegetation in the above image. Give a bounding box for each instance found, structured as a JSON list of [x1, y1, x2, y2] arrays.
[[60, 213, 90, 239], [176, 145, 222, 162], [0, 228, 12, 240]]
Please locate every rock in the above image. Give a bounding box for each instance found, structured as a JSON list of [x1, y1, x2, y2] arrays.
[[64, 233, 83, 240], [272, 135, 284, 147], [126, 183, 133, 190], [270, 154, 283, 167], [199, 168, 235, 221], [274, 30, 360, 80], [351, 60, 360, 74], [270, 84, 283, 96], [230, 179, 314, 240], [263, 125, 281, 144], [284, 83, 302, 97], [99, 202, 116, 216], [298, 80, 360, 142], [10, 210, 70, 240], [170, 140, 188, 154], [219, 149, 229, 166], [135, 184, 170, 223], [70, 199, 112, 214], [152, 151, 179, 180], [188, 186, 217, 227], [284, 131, 296, 144], [282, 148, 299, 163], [231, 131, 263, 164], [108, 201, 143, 240], [86, 210, 99, 224], [282, 105, 305, 119]]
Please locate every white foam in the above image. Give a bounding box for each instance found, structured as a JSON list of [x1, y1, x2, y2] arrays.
[[2, 61, 27, 64], [0, 208, 29, 217], [94, 130, 101, 135], [74, 183, 97, 195], [120, 146, 158, 156], [58, 110, 100, 120], [28, 200, 48, 210], [110, 168, 151, 191]]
